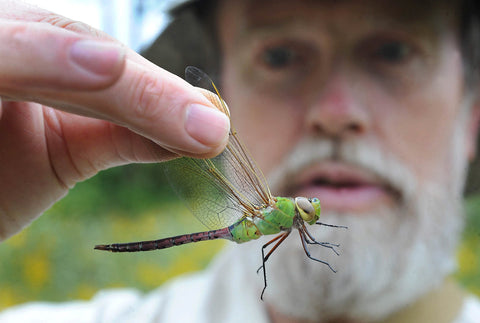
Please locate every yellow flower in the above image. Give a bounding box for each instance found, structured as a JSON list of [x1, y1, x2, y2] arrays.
[[5, 230, 27, 248], [23, 254, 50, 290], [136, 263, 164, 288], [0, 285, 21, 310], [73, 284, 97, 300]]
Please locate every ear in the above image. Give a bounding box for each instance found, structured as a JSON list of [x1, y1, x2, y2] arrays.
[[467, 95, 480, 161]]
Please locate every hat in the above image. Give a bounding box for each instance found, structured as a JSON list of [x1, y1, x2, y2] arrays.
[[142, 0, 218, 78]]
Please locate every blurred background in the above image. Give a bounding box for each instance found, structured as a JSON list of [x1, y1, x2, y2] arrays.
[[0, 0, 479, 310], [22, 0, 173, 52]]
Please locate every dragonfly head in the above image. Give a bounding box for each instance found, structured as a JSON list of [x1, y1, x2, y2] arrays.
[[295, 197, 321, 225]]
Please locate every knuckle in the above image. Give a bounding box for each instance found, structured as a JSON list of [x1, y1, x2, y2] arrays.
[[39, 14, 73, 27], [130, 70, 179, 123], [4, 21, 31, 43], [39, 14, 106, 38], [63, 21, 103, 37]]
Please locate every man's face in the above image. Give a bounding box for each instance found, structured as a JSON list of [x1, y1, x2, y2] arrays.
[[218, 0, 472, 209], [215, 0, 479, 321]]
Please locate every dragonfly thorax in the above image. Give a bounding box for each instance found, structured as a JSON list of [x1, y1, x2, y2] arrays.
[[295, 197, 321, 225]]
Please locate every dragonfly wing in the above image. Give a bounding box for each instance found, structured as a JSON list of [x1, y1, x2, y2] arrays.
[[185, 66, 274, 208], [164, 156, 247, 230], [219, 134, 272, 208]]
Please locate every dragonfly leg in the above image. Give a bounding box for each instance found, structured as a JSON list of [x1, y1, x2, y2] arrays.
[[315, 221, 348, 230], [258, 232, 291, 300], [302, 223, 341, 256], [256, 233, 285, 274], [299, 229, 337, 273]]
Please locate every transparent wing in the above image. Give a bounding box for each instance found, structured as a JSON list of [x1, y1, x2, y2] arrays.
[[164, 67, 274, 230], [185, 66, 273, 207], [164, 156, 244, 230]]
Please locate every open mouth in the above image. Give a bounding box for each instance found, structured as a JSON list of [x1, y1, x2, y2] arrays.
[[290, 162, 399, 213]]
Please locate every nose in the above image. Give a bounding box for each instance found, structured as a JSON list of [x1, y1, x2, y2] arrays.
[[306, 72, 369, 139]]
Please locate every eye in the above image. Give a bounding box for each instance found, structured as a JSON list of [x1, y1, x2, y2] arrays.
[[250, 39, 317, 89], [358, 36, 421, 83], [309, 197, 321, 217], [373, 41, 411, 63], [295, 197, 317, 222], [262, 46, 296, 68]]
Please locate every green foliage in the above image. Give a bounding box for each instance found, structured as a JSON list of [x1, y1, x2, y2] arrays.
[[455, 193, 480, 296], [0, 164, 225, 309], [52, 163, 177, 218]]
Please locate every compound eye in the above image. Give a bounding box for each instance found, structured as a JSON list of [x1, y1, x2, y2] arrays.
[[310, 197, 321, 216], [295, 197, 315, 222]]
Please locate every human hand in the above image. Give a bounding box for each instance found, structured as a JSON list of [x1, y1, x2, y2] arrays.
[[0, 0, 230, 240]]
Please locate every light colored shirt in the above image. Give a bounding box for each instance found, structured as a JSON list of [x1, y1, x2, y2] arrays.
[[1, 248, 479, 323]]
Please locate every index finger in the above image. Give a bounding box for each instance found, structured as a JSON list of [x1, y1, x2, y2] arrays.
[[0, 3, 230, 158]]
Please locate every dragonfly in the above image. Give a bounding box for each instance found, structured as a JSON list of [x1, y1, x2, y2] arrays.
[[95, 66, 345, 298]]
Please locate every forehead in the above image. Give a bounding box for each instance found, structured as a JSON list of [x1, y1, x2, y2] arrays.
[[218, 0, 457, 36]]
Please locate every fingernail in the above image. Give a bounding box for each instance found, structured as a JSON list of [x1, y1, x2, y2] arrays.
[[185, 104, 230, 147], [69, 40, 125, 76]]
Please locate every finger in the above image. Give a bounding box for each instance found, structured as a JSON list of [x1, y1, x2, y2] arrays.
[[7, 58, 231, 159], [0, 20, 125, 91], [41, 108, 178, 185], [0, 0, 153, 71], [0, 4, 230, 158], [0, 0, 121, 44]]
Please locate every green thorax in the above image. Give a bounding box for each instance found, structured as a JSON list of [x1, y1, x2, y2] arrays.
[[229, 197, 296, 243]]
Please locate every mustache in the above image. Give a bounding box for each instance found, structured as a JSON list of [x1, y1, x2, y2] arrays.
[[266, 137, 418, 200]]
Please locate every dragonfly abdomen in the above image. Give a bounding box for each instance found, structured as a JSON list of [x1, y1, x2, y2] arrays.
[[94, 227, 234, 252]]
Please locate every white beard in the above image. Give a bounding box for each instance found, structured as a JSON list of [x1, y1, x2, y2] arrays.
[[228, 109, 470, 321]]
